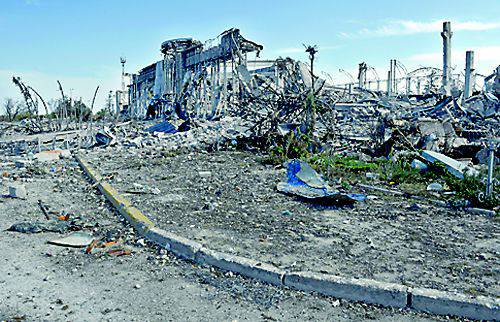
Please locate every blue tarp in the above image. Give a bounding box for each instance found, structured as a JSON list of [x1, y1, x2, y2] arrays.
[[277, 159, 362, 206], [144, 121, 177, 134]]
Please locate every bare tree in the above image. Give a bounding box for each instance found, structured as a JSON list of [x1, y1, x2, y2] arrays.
[[2, 98, 26, 122], [3, 98, 16, 121], [89, 85, 99, 135]]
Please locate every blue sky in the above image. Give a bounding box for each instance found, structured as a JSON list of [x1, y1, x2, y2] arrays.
[[1, 0, 499, 110]]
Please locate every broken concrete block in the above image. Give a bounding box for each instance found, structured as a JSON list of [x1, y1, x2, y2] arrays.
[[14, 160, 30, 168], [48, 232, 94, 248], [365, 172, 380, 180], [476, 147, 499, 165], [8, 184, 27, 199], [422, 150, 475, 179], [34, 150, 70, 162]]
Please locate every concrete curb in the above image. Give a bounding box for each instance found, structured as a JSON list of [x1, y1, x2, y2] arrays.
[[75, 155, 154, 234], [410, 287, 499, 321], [75, 155, 499, 321], [284, 271, 409, 308], [195, 247, 285, 286], [145, 227, 202, 261]]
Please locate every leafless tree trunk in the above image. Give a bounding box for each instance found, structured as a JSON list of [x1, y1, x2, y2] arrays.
[[12, 77, 43, 133], [89, 86, 99, 141], [57, 80, 69, 130], [28, 86, 53, 131]]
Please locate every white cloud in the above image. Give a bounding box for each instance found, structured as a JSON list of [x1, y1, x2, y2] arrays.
[[340, 20, 500, 38]]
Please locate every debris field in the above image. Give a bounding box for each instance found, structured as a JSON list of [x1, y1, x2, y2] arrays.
[[1, 21, 499, 321]]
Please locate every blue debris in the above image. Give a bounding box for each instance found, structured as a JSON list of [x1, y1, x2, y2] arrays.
[[144, 121, 177, 134], [177, 120, 191, 132], [95, 132, 114, 146], [277, 159, 358, 206], [346, 193, 367, 202]]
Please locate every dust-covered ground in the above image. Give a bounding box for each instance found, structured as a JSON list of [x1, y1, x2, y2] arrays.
[[0, 155, 450, 321], [87, 148, 500, 300]]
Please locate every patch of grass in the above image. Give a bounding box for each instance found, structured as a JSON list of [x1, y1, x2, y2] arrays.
[[265, 130, 313, 165], [309, 154, 378, 173], [381, 156, 499, 210], [260, 137, 499, 211], [445, 174, 498, 210]]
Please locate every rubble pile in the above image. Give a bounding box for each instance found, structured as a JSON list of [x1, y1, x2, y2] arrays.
[[1, 25, 498, 211]]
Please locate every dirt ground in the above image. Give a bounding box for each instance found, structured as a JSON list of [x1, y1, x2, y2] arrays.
[[87, 148, 499, 300], [0, 155, 449, 321]]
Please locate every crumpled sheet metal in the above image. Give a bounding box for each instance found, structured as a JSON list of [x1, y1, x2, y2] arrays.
[[277, 159, 358, 205], [144, 120, 177, 134]]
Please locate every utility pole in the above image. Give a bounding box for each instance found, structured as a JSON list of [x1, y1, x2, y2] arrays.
[[464, 50, 475, 101], [387, 70, 392, 96], [119, 57, 126, 115], [441, 21, 452, 95], [486, 142, 496, 197], [388, 59, 397, 96], [358, 62, 367, 89], [392, 59, 398, 94], [305, 45, 318, 134], [107, 90, 113, 117]]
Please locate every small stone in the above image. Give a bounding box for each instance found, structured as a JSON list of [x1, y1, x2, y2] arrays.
[[8, 184, 27, 199], [426, 182, 443, 192], [365, 172, 380, 180], [134, 284, 141, 289], [198, 171, 212, 178]]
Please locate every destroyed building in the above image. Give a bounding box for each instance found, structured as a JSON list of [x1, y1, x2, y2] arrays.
[[119, 23, 499, 205], [1, 14, 499, 321], [128, 29, 265, 119]]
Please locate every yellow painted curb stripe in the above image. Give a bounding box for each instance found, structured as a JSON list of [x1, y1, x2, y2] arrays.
[[75, 154, 155, 231]]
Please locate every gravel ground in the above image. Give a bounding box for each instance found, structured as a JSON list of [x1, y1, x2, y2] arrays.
[[0, 155, 448, 321], [88, 148, 500, 300]]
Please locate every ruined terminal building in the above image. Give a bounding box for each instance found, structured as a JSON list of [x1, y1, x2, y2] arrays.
[[128, 28, 267, 119], [125, 24, 500, 121]]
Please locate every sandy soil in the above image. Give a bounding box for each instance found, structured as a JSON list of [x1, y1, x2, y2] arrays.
[[88, 148, 499, 299], [0, 155, 445, 321]]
